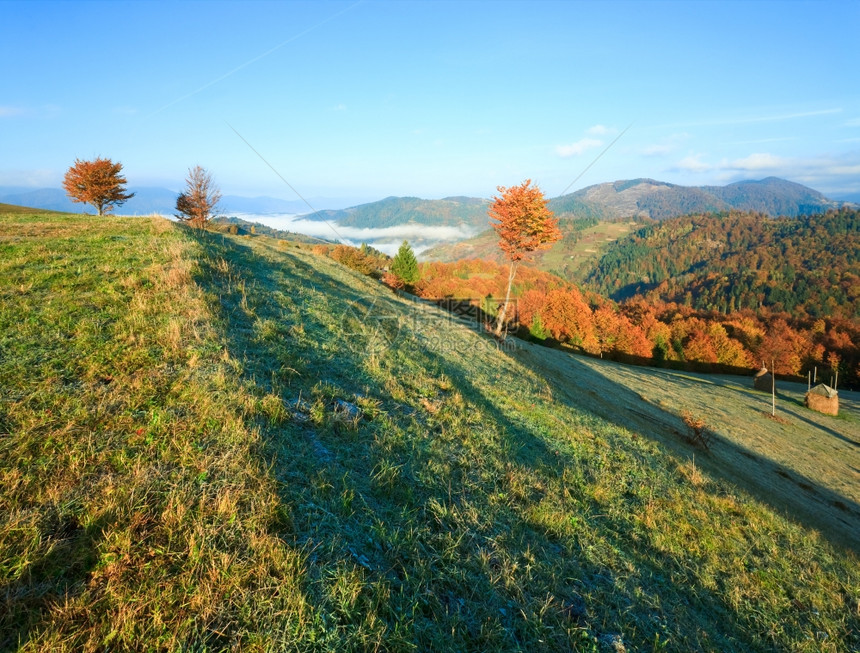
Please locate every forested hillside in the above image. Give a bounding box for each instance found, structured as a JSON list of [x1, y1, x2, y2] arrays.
[[585, 208, 860, 318], [304, 195, 489, 228], [414, 257, 860, 385]]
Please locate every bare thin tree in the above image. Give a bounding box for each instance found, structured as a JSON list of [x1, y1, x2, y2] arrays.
[[175, 166, 222, 229]]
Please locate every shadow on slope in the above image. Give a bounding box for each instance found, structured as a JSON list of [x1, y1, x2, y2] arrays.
[[0, 516, 105, 651], [510, 342, 860, 554], [187, 230, 856, 651]]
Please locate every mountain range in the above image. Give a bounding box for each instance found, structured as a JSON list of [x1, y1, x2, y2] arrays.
[[547, 177, 846, 221], [302, 195, 490, 228], [2, 177, 850, 228], [0, 186, 352, 216]]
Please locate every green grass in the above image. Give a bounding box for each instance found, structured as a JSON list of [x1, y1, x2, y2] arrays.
[[540, 220, 638, 282], [0, 202, 68, 215], [1, 212, 858, 651], [510, 347, 860, 552]]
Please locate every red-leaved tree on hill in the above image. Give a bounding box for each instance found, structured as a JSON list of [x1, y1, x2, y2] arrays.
[[62, 157, 135, 216], [489, 180, 561, 337]]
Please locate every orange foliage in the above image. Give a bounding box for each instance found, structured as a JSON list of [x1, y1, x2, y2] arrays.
[[488, 180, 561, 336], [757, 318, 810, 375], [542, 288, 599, 351], [62, 157, 134, 216], [488, 180, 561, 263], [409, 257, 860, 385], [175, 165, 222, 228], [329, 245, 377, 275]]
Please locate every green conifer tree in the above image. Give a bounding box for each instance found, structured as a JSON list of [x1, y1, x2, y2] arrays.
[[390, 240, 420, 285]]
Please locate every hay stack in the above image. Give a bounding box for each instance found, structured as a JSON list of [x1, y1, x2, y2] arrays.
[[805, 384, 839, 416], [753, 367, 773, 392]]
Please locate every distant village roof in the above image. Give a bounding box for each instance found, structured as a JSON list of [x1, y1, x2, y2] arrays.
[[808, 383, 838, 399]]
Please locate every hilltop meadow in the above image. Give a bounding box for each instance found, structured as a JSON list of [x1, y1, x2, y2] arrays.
[[1, 210, 858, 652]]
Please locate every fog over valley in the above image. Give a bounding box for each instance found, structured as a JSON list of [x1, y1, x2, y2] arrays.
[[230, 213, 481, 255]]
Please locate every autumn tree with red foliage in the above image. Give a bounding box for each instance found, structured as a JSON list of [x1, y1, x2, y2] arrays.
[[62, 157, 135, 216], [175, 166, 222, 229], [488, 180, 561, 337]]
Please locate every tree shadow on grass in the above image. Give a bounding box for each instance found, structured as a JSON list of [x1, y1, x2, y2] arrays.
[[0, 515, 105, 651], [189, 232, 843, 651]]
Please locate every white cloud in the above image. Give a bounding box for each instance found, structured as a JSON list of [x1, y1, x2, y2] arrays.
[[231, 213, 479, 253], [0, 168, 60, 186], [0, 106, 24, 118], [642, 143, 674, 156], [829, 164, 860, 175], [331, 103, 347, 111], [676, 154, 711, 172], [641, 133, 689, 157], [586, 124, 616, 136], [728, 152, 789, 170], [556, 138, 602, 157]]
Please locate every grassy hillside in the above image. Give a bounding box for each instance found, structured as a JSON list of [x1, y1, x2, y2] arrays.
[[0, 202, 67, 215], [513, 347, 860, 551], [1, 211, 858, 651]]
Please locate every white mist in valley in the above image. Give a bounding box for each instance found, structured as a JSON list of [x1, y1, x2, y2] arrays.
[[230, 213, 479, 256]]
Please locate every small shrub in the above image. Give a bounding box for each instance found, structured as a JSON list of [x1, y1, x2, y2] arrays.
[[530, 314, 550, 340], [260, 394, 287, 424], [382, 271, 405, 290], [330, 245, 376, 275], [680, 410, 713, 450]]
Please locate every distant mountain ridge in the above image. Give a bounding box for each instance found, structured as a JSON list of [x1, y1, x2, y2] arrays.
[[305, 177, 848, 232], [0, 186, 347, 216], [303, 195, 489, 229], [423, 177, 852, 273], [549, 177, 846, 221], [2, 177, 849, 226]]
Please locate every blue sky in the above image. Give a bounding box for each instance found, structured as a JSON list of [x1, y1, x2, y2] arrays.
[[2, 0, 859, 204]]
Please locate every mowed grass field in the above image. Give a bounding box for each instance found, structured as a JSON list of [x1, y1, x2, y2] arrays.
[[1, 211, 858, 651], [539, 220, 638, 282], [514, 345, 860, 552]]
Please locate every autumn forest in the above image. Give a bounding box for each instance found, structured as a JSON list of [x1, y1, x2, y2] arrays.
[[405, 208, 860, 387]]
